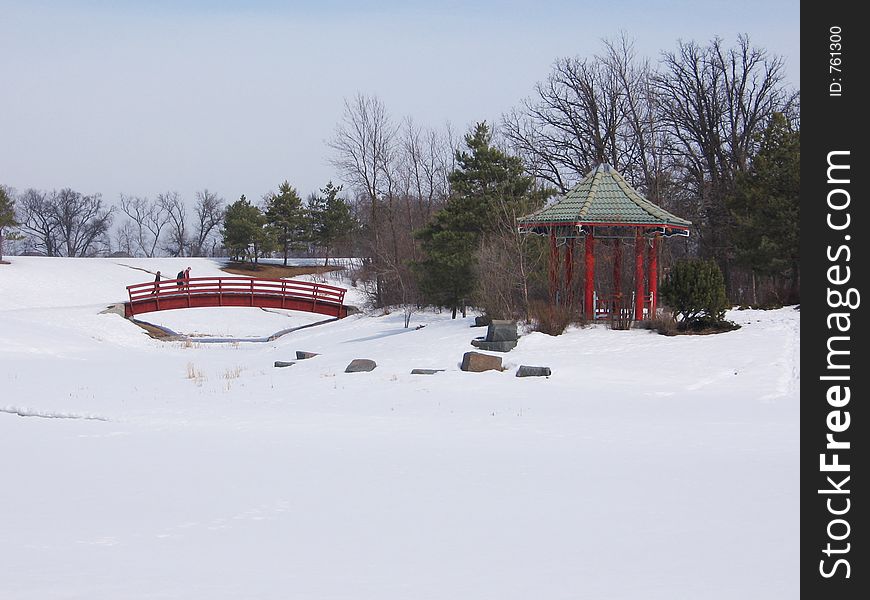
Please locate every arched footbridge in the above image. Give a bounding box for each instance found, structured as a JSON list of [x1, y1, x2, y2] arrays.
[[125, 277, 348, 318]]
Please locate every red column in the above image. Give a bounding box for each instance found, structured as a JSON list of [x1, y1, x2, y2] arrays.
[[549, 229, 559, 305], [634, 229, 645, 320], [584, 231, 595, 320], [564, 238, 575, 305], [612, 239, 622, 317], [648, 235, 659, 319]]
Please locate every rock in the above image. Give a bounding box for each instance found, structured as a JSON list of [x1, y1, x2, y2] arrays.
[[473, 315, 492, 327], [274, 361, 296, 368], [486, 320, 518, 342], [471, 339, 517, 352], [460, 352, 503, 373], [296, 351, 319, 360], [516, 365, 552, 377], [411, 368, 445, 375], [345, 359, 377, 373]]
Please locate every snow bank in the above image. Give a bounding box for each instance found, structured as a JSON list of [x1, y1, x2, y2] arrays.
[[0, 257, 799, 599]]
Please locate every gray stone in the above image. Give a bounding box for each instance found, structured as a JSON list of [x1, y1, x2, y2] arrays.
[[345, 359, 377, 373], [411, 368, 445, 375], [460, 352, 503, 373], [471, 339, 518, 352], [296, 351, 319, 360], [516, 365, 552, 377], [486, 320, 518, 342], [274, 361, 296, 368], [473, 315, 492, 327]]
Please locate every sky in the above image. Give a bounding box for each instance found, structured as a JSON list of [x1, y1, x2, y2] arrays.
[[1, 0, 800, 207]]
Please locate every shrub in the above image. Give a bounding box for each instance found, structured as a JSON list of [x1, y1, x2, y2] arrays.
[[660, 259, 729, 328], [634, 315, 679, 336], [530, 300, 582, 335]]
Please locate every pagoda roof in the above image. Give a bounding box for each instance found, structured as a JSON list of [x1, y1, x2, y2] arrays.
[[517, 163, 691, 233]]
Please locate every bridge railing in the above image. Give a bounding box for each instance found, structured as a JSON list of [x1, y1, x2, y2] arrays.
[[127, 276, 346, 310]]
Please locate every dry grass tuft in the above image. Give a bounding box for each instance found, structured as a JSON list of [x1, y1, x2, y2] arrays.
[[186, 362, 205, 384], [223, 366, 243, 380]]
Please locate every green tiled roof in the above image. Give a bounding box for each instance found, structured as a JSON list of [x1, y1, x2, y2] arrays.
[[518, 164, 691, 230]]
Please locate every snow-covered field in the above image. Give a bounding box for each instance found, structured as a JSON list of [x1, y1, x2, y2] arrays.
[[0, 257, 799, 599]]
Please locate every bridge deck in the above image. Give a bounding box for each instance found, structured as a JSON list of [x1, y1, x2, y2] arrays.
[[125, 277, 347, 318]]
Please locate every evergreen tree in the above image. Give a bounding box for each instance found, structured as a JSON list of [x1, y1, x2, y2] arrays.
[[414, 121, 537, 317], [729, 112, 800, 303], [1, 186, 18, 262], [447, 121, 536, 233], [222, 195, 272, 265], [264, 181, 307, 266], [660, 259, 729, 327], [308, 181, 355, 266], [413, 211, 478, 318]]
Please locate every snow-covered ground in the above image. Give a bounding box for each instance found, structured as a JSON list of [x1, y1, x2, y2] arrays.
[[0, 257, 799, 599]]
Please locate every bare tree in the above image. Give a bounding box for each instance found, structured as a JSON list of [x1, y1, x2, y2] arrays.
[[503, 35, 661, 193], [503, 54, 623, 191], [120, 195, 171, 257], [653, 35, 794, 280], [399, 120, 452, 229], [189, 189, 224, 256], [17, 188, 113, 256], [50, 189, 114, 257], [158, 191, 187, 256], [114, 220, 137, 256], [18, 189, 58, 256], [328, 93, 397, 306]]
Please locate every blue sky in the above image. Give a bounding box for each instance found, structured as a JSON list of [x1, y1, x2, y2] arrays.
[[1, 1, 799, 206]]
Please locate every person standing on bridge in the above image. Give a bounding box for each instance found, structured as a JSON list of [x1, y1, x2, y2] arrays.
[[183, 266, 192, 289], [151, 271, 161, 295], [176, 267, 190, 290]]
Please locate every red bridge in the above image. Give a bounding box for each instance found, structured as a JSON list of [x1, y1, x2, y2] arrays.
[[125, 277, 348, 319]]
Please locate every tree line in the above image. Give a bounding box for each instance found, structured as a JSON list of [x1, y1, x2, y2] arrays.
[[328, 34, 799, 319], [222, 181, 355, 267], [2, 34, 799, 316], [0, 181, 357, 267]]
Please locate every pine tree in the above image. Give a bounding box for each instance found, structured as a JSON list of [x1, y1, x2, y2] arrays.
[[222, 195, 272, 265], [729, 113, 800, 303], [265, 181, 307, 266], [414, 211, 478, 318], [660, 259, 728, 327], [414, 121, 537, 317], [1, 186, 17, 262], [447, 121, 535, 233], [308, 182, 355, 266]]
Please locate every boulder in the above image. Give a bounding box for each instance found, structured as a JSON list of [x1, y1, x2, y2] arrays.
[[274, 361, 296, 368], [460, 352, 503, 373], [486, 320, 518, 342], [411, 368, 445, 375], [516, 365, 552, 377], [296, 351, 319, 360], [473, 315, 492, 328], [471, 339, 517, 352], [345, 359, 377, 373]]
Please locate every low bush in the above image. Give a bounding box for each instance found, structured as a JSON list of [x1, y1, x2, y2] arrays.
[[634, 316, 679, 336], [660, 259, 729, 329], [529, 301, 582, 335]]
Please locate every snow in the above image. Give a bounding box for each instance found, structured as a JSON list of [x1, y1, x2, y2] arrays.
[[0, 257, 799, 599]]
